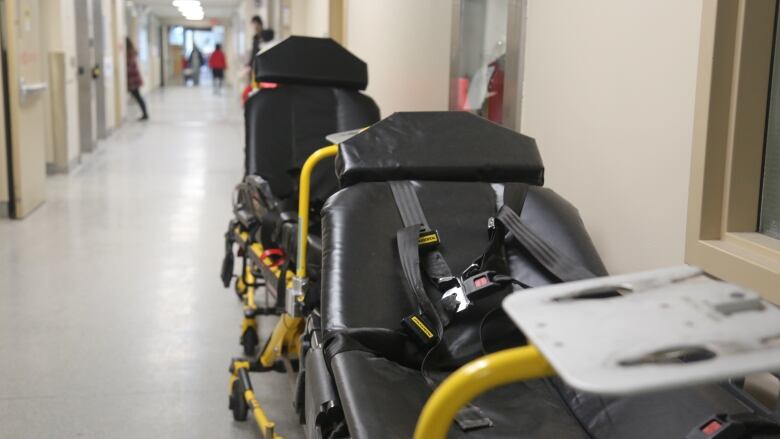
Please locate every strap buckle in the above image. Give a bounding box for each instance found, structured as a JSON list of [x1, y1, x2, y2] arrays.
[[686, 414, 746, 438], [442, 281, 471, 313]]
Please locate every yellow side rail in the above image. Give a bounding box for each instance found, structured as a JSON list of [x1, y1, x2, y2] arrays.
[[413, 345, 554, 439], [296, 145, 339, 278]]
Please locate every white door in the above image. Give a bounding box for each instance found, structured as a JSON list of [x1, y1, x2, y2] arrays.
[[3, 0, 48, 218]]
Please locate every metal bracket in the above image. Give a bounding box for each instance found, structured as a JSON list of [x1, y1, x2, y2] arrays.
[[287, 276, 307, 317]]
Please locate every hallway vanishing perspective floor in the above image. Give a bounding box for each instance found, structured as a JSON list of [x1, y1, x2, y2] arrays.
[[0, 87, 304, 439]]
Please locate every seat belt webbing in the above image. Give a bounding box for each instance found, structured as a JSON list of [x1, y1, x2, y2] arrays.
[[390, 181, 453, 282], [396, 225, 440, 324], [390, 181, 493, 432], [497, 204, 596, 282]]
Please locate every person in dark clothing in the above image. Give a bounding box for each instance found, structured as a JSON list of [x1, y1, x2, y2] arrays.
[[248, 15, 264, 68], [126, 37, 148, 121], [189, 46, 205, 86]]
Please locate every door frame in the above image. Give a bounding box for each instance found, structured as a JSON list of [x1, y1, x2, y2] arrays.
[[0, 0, 14, 217]]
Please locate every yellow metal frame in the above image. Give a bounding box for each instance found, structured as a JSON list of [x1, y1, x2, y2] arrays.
[[229, 361, 282, 439], [229, 145, 340, 438], [413, 345, 554, 439], [296, 145, 339, 278]]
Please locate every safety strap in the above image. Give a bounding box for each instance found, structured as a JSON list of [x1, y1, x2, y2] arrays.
[[396, 225, 443, 336], [390, 181, 493, 432], [389, 181, 454, 282], [496, 204, 597, 283]]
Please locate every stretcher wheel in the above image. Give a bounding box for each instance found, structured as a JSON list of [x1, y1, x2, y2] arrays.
[[229, 379, 249, 421], [241, 327, 259, 356]]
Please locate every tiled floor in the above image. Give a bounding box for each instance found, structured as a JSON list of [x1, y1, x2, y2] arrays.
[[0, 86, 304, 438]]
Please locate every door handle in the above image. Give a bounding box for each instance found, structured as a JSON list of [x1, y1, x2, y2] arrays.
[[19, 77, 48, 105]]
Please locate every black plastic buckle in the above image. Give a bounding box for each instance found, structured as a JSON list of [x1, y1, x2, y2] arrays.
[[401, 313, 439, 347], [462, 271, 505, 301], [686, 414, 746, 439]]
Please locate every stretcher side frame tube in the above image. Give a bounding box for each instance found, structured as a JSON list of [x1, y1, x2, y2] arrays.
[[230, 146, 340, 438], [296, 144, 339, 278], [413, 345, 554, 439]]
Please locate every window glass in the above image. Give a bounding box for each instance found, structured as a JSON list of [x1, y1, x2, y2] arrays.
[[760, 8, 780, 239], [451, 0, 509, 124], [169, 26, 184, 46]]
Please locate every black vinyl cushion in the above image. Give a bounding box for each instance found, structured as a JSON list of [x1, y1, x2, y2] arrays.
[[254, 36, 368, 90], [331, 350, 592, 439], [336, 112, 545, 187], [244, 85, 379, 207], [319, 180, 758, 439]]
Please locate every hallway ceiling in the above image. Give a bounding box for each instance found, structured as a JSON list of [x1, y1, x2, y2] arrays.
[[131, 0, 242, 19]]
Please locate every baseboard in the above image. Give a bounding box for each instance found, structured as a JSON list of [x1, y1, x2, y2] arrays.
[[46, 155, 81, 174]]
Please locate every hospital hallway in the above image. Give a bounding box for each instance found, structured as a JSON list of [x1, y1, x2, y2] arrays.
[[0, 87, 303, 439]]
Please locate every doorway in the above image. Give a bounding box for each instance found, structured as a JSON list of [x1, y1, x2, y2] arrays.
[[1, 0, 50, 218], [75, 0, 97, 154]]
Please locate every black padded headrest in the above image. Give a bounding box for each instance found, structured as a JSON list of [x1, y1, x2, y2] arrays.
[[254, 36, 368, 90], [335, 112, 545, 186]]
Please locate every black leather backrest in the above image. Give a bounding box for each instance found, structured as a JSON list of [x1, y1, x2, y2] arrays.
[[321, 181, 606, 366], [254, 36, 368, 90], [244, 85, 380, 204], [336, 112, 545, 187]]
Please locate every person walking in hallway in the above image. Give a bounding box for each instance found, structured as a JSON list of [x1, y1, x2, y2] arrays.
[[189, 46, 205, 86], [209, 43, 227, 93], [126, 38, 148, 121]]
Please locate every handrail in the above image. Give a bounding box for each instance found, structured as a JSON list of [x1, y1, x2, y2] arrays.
[[296, 144, 339, 278], [413, 345, 554, 439]]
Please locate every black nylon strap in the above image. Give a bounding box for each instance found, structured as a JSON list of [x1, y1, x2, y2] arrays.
[[391, 183, 493, 431], [397, 225, 440, 321], [389, 181, 454, 282], [389, 181, 430, 229], [497, 205, 596, 282]]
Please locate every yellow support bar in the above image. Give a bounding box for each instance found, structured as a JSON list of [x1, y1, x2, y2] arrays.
[[244, 388, 283, 439], [259, 314, 305, 368], [296, 145, 339, 278], [413, 345, 554, 439], [244, 266, 256, 309]]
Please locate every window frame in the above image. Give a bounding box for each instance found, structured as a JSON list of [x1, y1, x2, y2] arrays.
[[448, 0, 527, 130], [687, 0, 780, 302]]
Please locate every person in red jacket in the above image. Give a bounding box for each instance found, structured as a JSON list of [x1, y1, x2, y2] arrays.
[[126, 37, 148, 121], [208, 44, 227, 93]]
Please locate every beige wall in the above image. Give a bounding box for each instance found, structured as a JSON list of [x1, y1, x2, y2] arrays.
[[100, 0, 116, 132], [113, 0, 127, 125], [0, 42, 6, 204], [290, 0, 330, 37], [45, 0, 80, 169], [520, 0, 704, 273], [344, 0, 452, 116]]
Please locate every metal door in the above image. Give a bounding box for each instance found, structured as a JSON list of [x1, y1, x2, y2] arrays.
[[75, 0, 97, 153], [93, 0, 106, 138], [1, 0, 48, 217]]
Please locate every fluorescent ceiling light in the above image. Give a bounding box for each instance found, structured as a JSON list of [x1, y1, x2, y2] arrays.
[[172, 0, 204, 21]]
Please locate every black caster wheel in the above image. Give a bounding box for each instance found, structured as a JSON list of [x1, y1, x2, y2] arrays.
[[240, 327, 259, 357], [229, 379, 249, 421]]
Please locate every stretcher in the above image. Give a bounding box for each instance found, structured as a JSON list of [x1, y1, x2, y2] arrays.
[[302, 112, 780, 438], [228, 110, 780, 438], [220, 36, 379, 356]]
